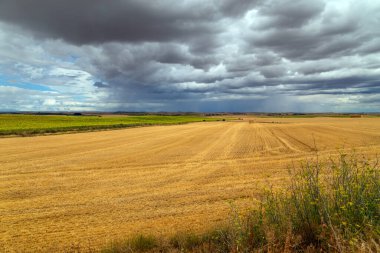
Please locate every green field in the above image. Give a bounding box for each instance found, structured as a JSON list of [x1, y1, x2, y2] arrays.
[[0, 114, 219, 136]]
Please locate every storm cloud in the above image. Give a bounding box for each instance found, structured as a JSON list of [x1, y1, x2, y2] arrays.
[[0, 0, 379, 112]]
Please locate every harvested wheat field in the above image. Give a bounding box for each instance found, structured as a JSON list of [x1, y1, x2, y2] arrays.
[[1, 117, 380, 252]]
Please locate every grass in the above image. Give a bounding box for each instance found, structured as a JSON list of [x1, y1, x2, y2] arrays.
[[0, 114, 220, 136], [101, 235, 157, 253], [101, 154, 379, 252]]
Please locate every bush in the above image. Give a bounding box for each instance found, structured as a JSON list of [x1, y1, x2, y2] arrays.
[[226, 154, 380, 252]]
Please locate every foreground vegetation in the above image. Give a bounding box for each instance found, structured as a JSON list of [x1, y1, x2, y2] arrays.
[[0, 114, 219, 136], [102, 154, 379, 252]]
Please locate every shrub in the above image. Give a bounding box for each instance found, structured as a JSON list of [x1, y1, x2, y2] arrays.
[[226, 154, 380, 252]]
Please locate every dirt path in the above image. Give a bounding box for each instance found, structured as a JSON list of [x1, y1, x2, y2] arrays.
[[1, 119, 380, 252]]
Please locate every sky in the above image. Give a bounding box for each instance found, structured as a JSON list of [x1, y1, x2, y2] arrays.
[[0, 0, 379, 112]]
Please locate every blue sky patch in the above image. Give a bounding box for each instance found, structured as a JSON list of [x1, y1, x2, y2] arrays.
[[0, 75, 54, 92]]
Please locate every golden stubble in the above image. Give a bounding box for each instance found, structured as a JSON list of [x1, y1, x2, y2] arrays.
[[1, 117, 380, 251]]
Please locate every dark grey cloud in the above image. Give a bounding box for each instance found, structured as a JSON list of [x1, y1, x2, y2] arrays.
[[0, 0, 379, 112], [0, 0, 253, 45], [219, 0, 260, 17], [0, 1, 205, 44], [359, 95, 380, 104], [94, 81, 108, 88], [249, 28, 365, 60], [258, 0, 325, 29]]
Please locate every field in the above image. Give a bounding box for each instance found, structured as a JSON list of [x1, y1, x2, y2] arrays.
[[1, 117, 380, 251], [0, 114, 218, 136]]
